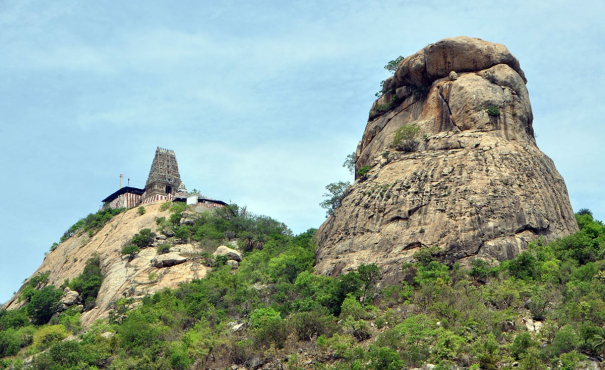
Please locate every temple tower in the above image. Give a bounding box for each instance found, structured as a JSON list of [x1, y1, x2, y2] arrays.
[[142, 147, 183, 203]]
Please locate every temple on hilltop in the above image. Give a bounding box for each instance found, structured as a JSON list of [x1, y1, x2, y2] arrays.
[[141, 147, 183, 203], [101, 147, 227, 210]]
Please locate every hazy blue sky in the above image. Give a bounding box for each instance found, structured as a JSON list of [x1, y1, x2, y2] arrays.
[[1, 0, 604, 303]]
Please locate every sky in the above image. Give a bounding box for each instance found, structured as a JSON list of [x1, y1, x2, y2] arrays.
[[1, 0, 604, 304]]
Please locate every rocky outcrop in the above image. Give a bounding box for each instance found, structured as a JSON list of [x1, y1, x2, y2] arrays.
[[150, 253, 188, 268], [316, 37, 578, 277], [60, 288, 80, 306], [3, 203, 207, 327], [214, 245, 243, 262]]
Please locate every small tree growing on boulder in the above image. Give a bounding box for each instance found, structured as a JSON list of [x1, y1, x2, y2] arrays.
[[393, 123, 420, 152], [319, 181, 350, 217], [121, 245, 140, 261]]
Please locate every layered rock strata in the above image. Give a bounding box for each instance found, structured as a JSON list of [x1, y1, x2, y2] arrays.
[[315, 37, 578, 277]]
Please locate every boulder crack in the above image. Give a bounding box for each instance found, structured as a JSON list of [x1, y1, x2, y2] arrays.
[[438, 87, 463, 132]]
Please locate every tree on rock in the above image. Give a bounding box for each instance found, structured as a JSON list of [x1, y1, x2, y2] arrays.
[[320, 181, 350, 217]]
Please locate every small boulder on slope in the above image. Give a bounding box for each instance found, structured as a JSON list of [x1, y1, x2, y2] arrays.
[[213, 246, 242, 262]]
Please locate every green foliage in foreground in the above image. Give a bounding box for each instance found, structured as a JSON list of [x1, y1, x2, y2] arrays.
[[3, 209, 605, 370]]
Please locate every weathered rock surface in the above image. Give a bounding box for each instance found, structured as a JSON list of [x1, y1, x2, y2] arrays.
[[60, 288, 80, 306], [213, 245, 243, 262], [151, 253, 187, 268], [316, 37, 578, 277], [3, 202, 207, 327]]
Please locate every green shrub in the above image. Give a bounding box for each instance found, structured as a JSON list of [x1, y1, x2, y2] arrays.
[[159, 201, 171, 212], [559, 350, 583, 370], [368, 346, 403, 370], [340, 294, 368, 320], [342, 317, 371, 341], [392, 124, 420, 152], [213, 255, 228, 267], [319, 333, 355, 359], [157, 244, 171, 254], [0, 329, 21, 357], [0, 308, 29, 331], [288, 308, 336, 341], [60, 207, 125, 242], [518, 347, 547, 370], [357, 165, 371, 178], [38, 340, 89, 369], [131, 228, 156, 249], [510, 332, 535, 360], [67, 255, 103, 310], [168, 341, 192, 370], [250, 308, 287, 348], [358, 263, 381, 302], [56, 308, 82, 333], [118, 313, 160, 351], [486, 106, 500, 117], [20, 272, 50, 302], [137, 206, 146, 215], [470, 259, 491, 280], [550, 325, 579, 356], [121, 245, 140, 259], [27, 286, 63, 325], [507, 251, 538, 280], [268, 247, 314, 283], [32, 325, 68, 350], [412, 246, 441, 267], [174, 225, 192, 242]]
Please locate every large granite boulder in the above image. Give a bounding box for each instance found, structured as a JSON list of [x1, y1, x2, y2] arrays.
[[213, 246, 243, 262], [315, 36, 578, 278], [151, 253, 188, 268]]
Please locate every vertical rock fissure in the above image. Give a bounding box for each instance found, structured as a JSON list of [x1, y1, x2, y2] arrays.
[[438, 87, 463, 132]]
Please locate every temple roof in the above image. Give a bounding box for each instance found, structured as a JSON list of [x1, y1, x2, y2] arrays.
[[102, 186, 145, 203]]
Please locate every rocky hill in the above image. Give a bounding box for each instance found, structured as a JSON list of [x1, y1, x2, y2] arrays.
[[2, 202, 232, 327], [1, 37, 598, 370], [316, 36, 578, 278]]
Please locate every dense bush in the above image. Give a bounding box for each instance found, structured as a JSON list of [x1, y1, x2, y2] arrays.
[[27, 286, 63, 325], [65, 255, 103, 310], [131, 228, 156, 249], [356, 165, 371, 178], [32, 325, 68, 350], [121, 244, 140, 259]]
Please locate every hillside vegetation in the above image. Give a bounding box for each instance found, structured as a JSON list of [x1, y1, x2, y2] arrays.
[[1, 206, 604, 369]]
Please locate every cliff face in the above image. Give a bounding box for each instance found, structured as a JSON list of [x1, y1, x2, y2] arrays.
[[315, 37, 578, 277], [3, 203, 208, 327]]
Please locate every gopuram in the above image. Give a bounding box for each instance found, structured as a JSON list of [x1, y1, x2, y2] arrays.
[[101, 147, 226, 210]]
